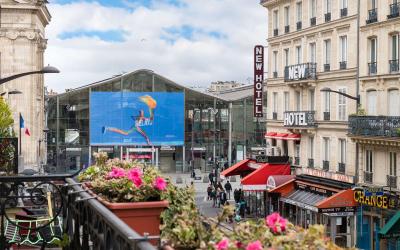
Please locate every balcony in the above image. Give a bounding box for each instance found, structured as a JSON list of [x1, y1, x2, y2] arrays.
[[273, 28, 279, 37], [272, 112, 278, 120], [294, 157, 300, 166], [338, 163, 346, 173], [285, 25, 290, 33], [366, 8, 378, 24], [284, 111, 316, 127], [273, 71, 278, 78], [323, 111, 330, 121], [308, 158, 314, 168], [348, 116, 400, 137], [388, 3, 399, 19], [340, 61, 347, 70], [296, 21, 302, 30], [365, 171, 373, 183], [284, 62, 317, 81], [341, 8, 348, 17], [387, 175, 397, 189], [325, 13, 331, 22], [324, 63, 330, 72], [389, 59, 399, 73], [368, 62, 377, 75], [310, 17, 316, 26], [322, 160, 329, 171]]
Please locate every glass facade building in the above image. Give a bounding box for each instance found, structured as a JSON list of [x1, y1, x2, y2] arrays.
[[46, 69, 266, 173]]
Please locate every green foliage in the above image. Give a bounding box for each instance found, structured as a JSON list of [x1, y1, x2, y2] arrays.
[[0, 97, 14, 137], [54, 233, 70, 247]]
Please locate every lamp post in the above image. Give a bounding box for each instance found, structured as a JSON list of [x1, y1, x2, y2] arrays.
[[0, 65, 60, 86], [320, 87, 360, 183]]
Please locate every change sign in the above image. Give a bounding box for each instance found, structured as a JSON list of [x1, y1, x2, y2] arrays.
[[254, 45, 264, 118]]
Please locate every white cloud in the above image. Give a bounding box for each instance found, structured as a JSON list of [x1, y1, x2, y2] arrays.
[[44, 0, 267, 92]]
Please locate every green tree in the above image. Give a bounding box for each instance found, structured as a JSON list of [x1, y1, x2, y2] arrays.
[[0, 97, 16, 175], [0, 97, 14, 137]]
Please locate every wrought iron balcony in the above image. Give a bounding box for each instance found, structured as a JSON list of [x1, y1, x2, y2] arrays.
[[273, 71, 278, 78], [325, 13, 331, 22], [340, 61, 347, 70], [324, 63, 330, 72], [322, 160, 329, 171], [285, 25, 290, 33], [368, 62, 377, 75], [284, 111, 316, 127], [272, 112, 278, 120], [389, 59, 399, 73], [308, 158, 314, 168], [296, 21, 302, 30], [323, 111, 330, 121], [338, 163, 346, 174], [364, 171, 373, 183], [366, 8, 378, 24], [294, 157, 300, 166], [388, 3, 399, 19], [310, 17, 316, 26], [273, 28, 279, 36], [387, 175, 397, 189], [348, 115, 400, 137], [341, 8, 348, 17], [284, 62, 317, 81]]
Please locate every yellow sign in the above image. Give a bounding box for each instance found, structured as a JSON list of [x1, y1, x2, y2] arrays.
[[354, 190, 389, 209]]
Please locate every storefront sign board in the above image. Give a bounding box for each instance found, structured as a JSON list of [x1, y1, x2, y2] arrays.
[[353, 190, 398, 209], [298, 167, 354, 184]]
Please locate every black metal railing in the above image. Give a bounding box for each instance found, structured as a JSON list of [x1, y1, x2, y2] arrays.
[[285, 25, 290, 33], [284, 62, 317, 81], [322, 160, 329, 171], [324, 112, 330, 121], [294, 157, 300, 166], [388, 3, 399, 19], [368, 62, 377, 75], [324, 63, 330, 72], [325, 13, 331, 22], [273, 29, 279, 36], [273, 71, 278, 78], [341, 8, 348, 17], [338, 163, 346, 173], [389, 59, 399, 73], [310, 17, 316, 26], [348, 116, 400, 137], [283, 111, 316, 127], [272, 112, 278, 120], [365, 171, 373, 183], [340, 61, 347, 70], [296, 21, 302, 30], [367, 8, 378, 24], [387, 175, 397, 189], [308, 158, 314, 168]]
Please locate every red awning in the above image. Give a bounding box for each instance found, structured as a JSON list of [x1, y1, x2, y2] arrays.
[[286, 134, 301, 141], [241, 164, 291, 191], [266, 175, 295, 189], [316, 189, 358, 211], [220, 159, 253, 177], [275, 133, 288, 139], [265, 132, 277, 138]]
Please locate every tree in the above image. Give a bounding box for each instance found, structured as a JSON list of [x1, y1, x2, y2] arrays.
[[0, 97, 16, 175], [0, 97, 14, 137]]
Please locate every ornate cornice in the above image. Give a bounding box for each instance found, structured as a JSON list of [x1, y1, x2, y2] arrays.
[[0, 29, 41, 40]]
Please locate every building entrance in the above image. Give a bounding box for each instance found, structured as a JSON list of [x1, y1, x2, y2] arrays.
[[124, 147, 158, 166]]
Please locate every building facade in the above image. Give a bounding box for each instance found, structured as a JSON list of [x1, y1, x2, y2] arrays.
[[207, 81, 244, 93], [0, 0, 51, 168]]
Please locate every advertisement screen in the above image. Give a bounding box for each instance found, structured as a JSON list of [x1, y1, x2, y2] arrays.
[[90, 92, 184, 146]]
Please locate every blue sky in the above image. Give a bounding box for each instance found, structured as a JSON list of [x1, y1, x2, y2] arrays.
[[45, 0, 267, 92]]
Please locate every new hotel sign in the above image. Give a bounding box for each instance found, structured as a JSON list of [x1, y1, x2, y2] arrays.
[[254, 45, 264, 118], [284, 111, 316, 127], [284, 63, 317, 82]]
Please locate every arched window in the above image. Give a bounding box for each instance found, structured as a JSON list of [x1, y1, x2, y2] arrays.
[[367, 90, 377, 115], [388, 89, 400, 116]]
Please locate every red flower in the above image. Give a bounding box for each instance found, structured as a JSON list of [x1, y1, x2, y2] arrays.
[[266, 212, 287, 233]]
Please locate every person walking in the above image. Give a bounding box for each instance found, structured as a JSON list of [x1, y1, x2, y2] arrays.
[[224, 180, 232, 200], [209, 171, 215, 186], [211, 188, 217, 207], [233, 188, 240, 203], [220, 190, 227, 207], [207, 184, 212, 200]]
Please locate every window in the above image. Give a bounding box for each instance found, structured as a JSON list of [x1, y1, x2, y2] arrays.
[[339, 36, 347, 62], [323, 137, 330, 161], [338, 87, 347, 121], [310, 0, 316, 18], [323, 91, 330, 112], [296, 46, 302, 64], [325, 0, 331, 13], [367, 90, 377, 115], [366, 150, 373, 173], [309, 136, 314, 159], [324, 39, 331, 64], [388, 89, 400, 116], [309, 89, 315, 110], [341, 0, 348, 9], [391, 34, 399, 61], [295, 143, 300, 157], [390, 152, 397, 176], [339, 139, 346, 163], [296, 91, 301, 111], [296, 2, 302, 22], [284, 6, 290, 26], [273, 92, 278, 113], [309, 43, 316, 63], [284, 48, 290, 66], [273, 10, 279, 30], [370, 0, 376, 9], [273, 51, 278, 73], [370, 38, 377, 63], [284, 92, 289, 111]]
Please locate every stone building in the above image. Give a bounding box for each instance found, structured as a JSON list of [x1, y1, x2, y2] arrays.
[[0, 0, 51, 168]]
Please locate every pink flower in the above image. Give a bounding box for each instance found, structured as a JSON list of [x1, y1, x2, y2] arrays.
[[266, 212, 287, 233], [245, 241, 262, 250], [154, 177, 167, 191], [127, 168, 142, 181], [108, 167, 126, 179], [132, 176, 143, 187], [216, 238, 229, 250]]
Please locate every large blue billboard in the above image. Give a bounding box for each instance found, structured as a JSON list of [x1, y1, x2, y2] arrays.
[[90, 92, 184, 146]]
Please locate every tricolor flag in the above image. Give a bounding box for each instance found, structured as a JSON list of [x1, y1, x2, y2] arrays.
[[19, 114, 30, 136]]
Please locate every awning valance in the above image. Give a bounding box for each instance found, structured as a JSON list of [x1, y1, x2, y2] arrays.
[[241, 164, 291, 191], [379, 211, 400, 239], [265, 132, 277, 138], [275, 133, 288, 139], [316, 189, 358, 212], [265, 132, 300, 140], [220, 159, 253, 177], [286, 134, 301, 140]]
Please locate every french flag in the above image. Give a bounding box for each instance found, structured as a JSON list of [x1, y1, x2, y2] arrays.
[[19, 114, 30, 136]]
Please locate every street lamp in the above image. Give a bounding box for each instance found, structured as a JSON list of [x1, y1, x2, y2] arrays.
[[0, 65, 60, 86], [0, 90, 23, 96]]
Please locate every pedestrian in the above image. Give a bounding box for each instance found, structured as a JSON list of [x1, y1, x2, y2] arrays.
[[224, 161, 229, 170], [209, 171, 214, 186], [217, 181, 223, 191], [211, 188, 217, 207], [220, 190, 227, 207], [224, 180, 232, 200], [233, 189, 240, 203], [207, 184, 212, 200], [191, 170, 196, 179]]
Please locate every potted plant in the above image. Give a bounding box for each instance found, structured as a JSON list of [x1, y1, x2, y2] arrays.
[[79, 152, 169, 241]]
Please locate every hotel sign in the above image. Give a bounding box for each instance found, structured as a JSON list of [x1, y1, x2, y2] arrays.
[[298, 167, 355, 184], [254, 45, 264, 118], [284, 111, 316, 127], [284, 63, 317, 81]]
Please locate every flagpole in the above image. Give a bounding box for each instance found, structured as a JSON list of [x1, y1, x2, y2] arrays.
[[19, 112, 21, 155]]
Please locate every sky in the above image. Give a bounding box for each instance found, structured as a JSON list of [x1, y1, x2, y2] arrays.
[[44, 0, 267, 93]]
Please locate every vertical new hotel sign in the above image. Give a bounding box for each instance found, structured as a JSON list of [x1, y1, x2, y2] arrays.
[[254, 45, 264, 117]]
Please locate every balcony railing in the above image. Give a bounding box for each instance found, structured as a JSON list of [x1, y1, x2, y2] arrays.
[[273, 71, 278, 78], [284, 62, 317, 81], [310, 17, 316, 26], [340, 61, 347, 70], [274, 28, 279, 36], [324, 63, 330, 72], [365, 171, 373, 183], [325, 13, 331, 22], [294, 157, 300, 166], [367, 8, 378, 24], [338, 163, 346, 173], [348, 116, 400, 137], [308, 158, 314, 168], [285, 25, 290, 33], [323, 111, 330, 121], [368, 62, 377, 75], [341, 8, 348, 17], [323, 160, 329, 171], [389, 59, 399, 73], [296, 21, 302, 30], [388, 3, 399, 19], [284, 111, 316, 127], [387, 175, 397, 189], [272, 112, 278, 120]]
